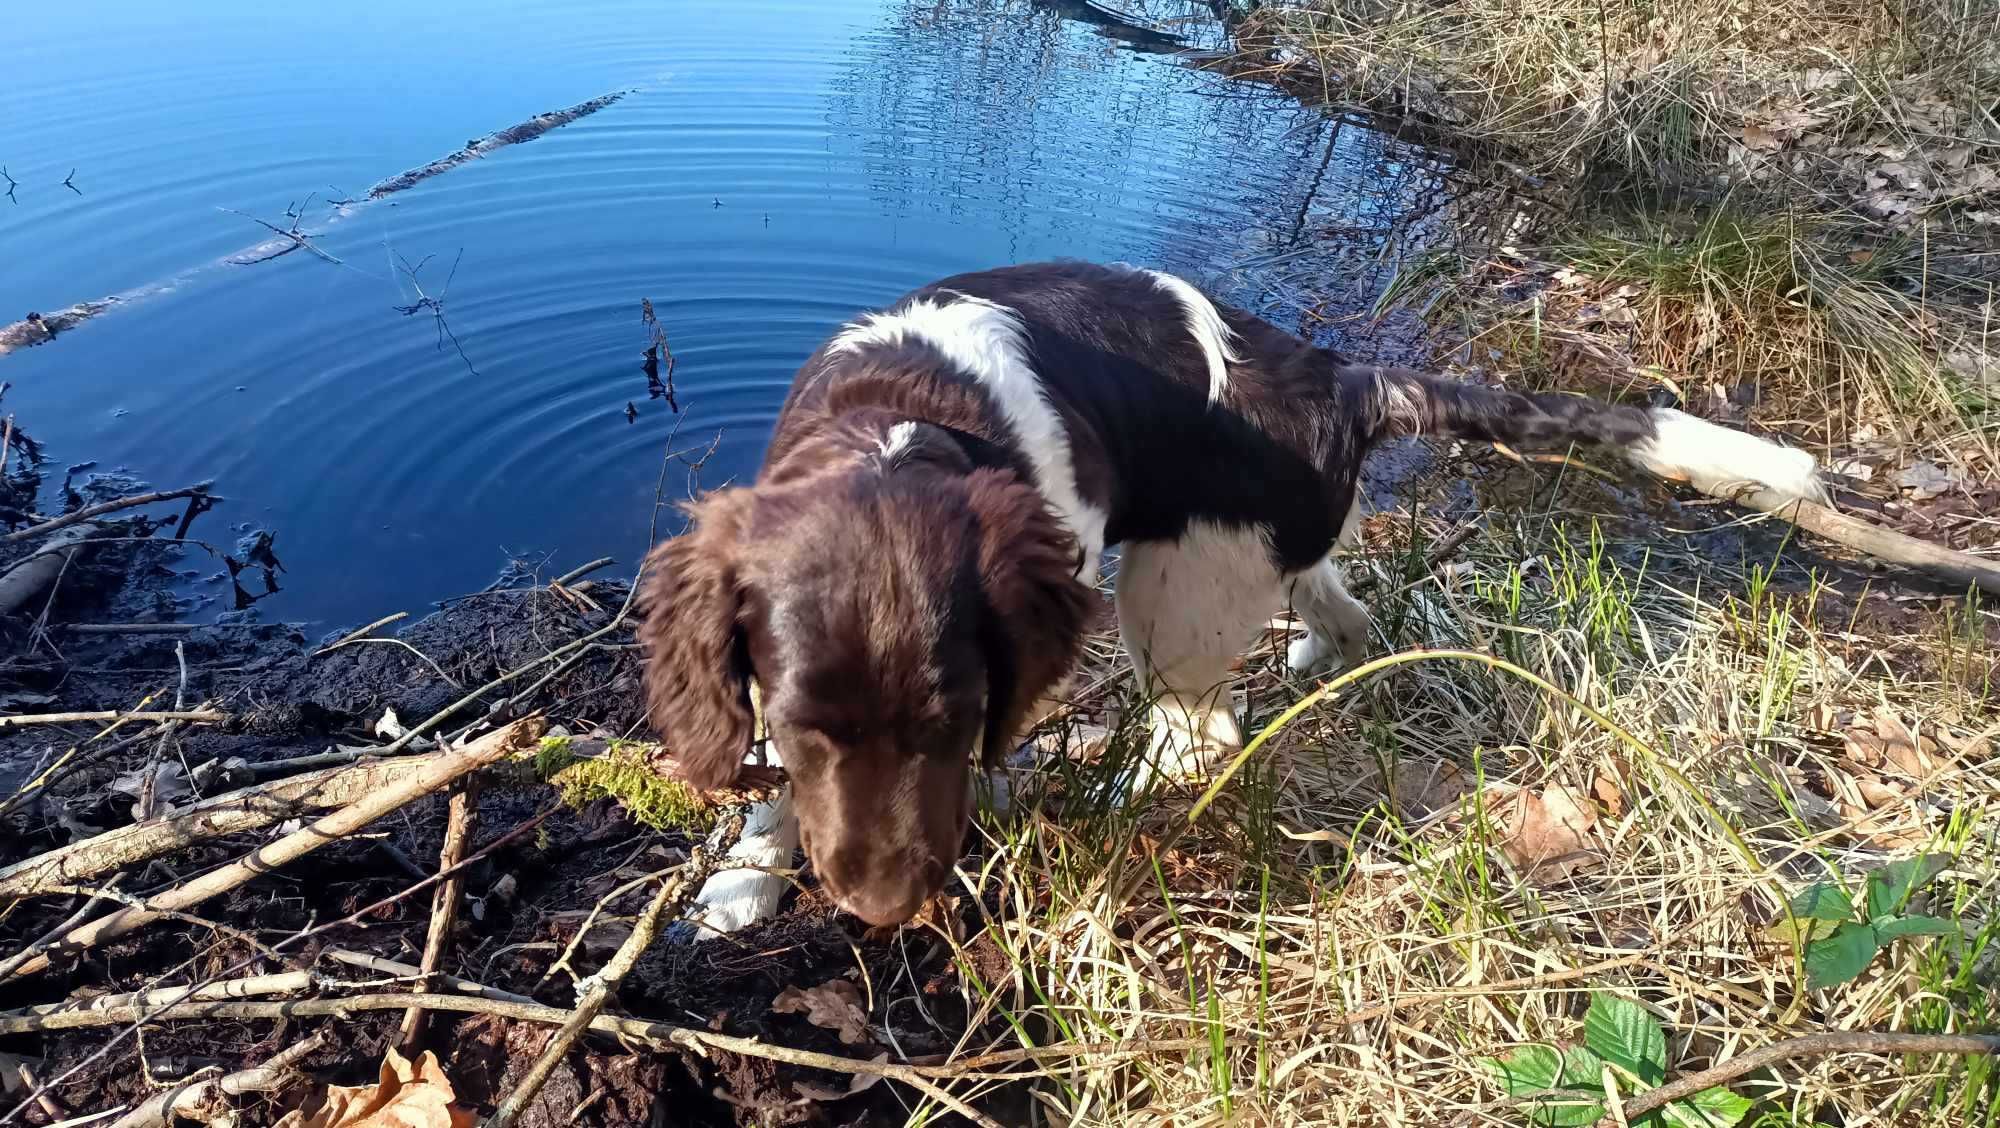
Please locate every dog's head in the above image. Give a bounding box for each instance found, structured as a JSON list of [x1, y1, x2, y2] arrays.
[[636, 443, 1091, 926]]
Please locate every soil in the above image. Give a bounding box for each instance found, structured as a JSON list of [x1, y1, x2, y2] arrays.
[[0, 514, 1043, 1126]]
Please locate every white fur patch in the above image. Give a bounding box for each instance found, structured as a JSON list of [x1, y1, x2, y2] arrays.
[[1371, 368, 1427, 434], [1139, 269, 1242, 404], [686, 745, 799, 941], [832, 296, 1108, 582], [1628, 408, 1826, 504], [878, 421, 917, 460]]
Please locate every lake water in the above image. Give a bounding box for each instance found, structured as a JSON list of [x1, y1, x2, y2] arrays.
[[1, 0, 1447, 629]]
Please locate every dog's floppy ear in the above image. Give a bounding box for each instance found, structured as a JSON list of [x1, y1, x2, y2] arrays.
[[965, 469, 1093, 765], [636, 490, 755, 791]]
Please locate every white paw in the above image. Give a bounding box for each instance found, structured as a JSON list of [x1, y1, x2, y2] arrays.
[[1287, 631, 1336, 674], [682, 784, 798, 942]]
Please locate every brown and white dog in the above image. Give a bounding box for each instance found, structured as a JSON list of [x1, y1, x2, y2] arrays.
[[637, 260, 1823, 933]]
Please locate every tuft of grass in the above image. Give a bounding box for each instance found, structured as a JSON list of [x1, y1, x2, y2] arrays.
[[534, 735, 715, 832], [925, 504, 1997, 1125]]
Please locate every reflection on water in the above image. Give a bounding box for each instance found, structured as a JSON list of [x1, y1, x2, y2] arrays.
[[0, 0, 1450, 628]]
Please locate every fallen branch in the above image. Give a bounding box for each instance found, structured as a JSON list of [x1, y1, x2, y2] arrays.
[[0, 877, 126, 980], [397, 776, 479, 1053], [0, 755, 440, 901], [4, 990, 999, 1126], [56, 623, 200, 636], [11, 971, 313, 1017], [366, 93, 627, 200], [3, 717, 545, 979], [1732, 488, 2000, 596], [0, 522, 100, 617], [313, 611, 409, 655], [485, 813, 743, 1128], [106, 1030, 327, 1128], [322, 949, 538, 1005], [0, 709, 224, 731], [2, 483, 213, 543], [1608, 1031, 2000, 1123]]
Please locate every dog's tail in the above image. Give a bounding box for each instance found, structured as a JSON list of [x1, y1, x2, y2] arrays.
[[1360, 365, 1827, 505]]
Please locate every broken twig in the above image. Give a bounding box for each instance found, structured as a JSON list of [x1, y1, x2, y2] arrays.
[[397, 776, 480, 1053], [2, 483, 213, 543]]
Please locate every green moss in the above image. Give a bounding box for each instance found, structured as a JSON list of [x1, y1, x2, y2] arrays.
[[533, 734, 715, 833]]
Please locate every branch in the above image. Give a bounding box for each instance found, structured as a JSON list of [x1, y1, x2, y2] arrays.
[[1730, 487, 2000, 596], [484, 814, 742, 1128], [1609, 1031, 2000, 1122], [0, 710, 224, 731], [2, 483, 214, 543], [0, 756, 442, 901], [2, 717, 545, 979], [397, 776, 479, 1054]]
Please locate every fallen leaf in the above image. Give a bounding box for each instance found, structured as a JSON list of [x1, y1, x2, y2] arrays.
[[275, 1047, 472, 1128], [375, 707, 405, 739], [1393, 758, 1470, 820], [1872, 708, 1939, 777], [1591, 772, 1626, 818], [772, 978, 871, 1045], [110, 761, 191, 821], [1896, 460, 1954, 499], [1488, 783, 1601, 879], [792, 1054, 890, 1101], [1742, 123, 1784, 152]]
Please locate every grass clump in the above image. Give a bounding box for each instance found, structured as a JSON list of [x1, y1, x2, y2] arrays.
[[926, 500, 1998, 1126], [533, 734, 715, 833]]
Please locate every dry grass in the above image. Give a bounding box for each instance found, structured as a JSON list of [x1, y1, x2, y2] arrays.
[[909, 496, 1998, 1126], [1225, 0, 2000, 461]]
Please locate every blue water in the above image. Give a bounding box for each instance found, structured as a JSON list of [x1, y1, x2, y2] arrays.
[[0, 0, 1447, 628]]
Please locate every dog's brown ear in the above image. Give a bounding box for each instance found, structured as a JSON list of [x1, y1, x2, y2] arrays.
[[965, 469, 1093, 765], [636, 491, 755, 791]]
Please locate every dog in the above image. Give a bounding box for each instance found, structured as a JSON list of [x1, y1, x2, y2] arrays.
[[636, 260, 1823, 934]]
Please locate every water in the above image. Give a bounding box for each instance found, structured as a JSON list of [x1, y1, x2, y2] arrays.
[[1, 0, 1448, 629]]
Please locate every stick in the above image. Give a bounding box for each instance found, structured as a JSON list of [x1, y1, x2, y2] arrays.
[[398, 776, 479, 1053], [0, 877, 126, 979], [5, 990, 999, 1126], [1731, 488, 2000, 596], [2, 717, 544, 979], [11, 971, 313, 1017], [322, 949, 539, 1005], [56, 624, 200, 636], [1608, 1031, 2000, 1122], [1, 484, 213, 543], [0, 755, 441, 901], [313, 612, 410, 655], [106, 1030, 327, 1128], [550, 557, 616, 587], [0, 710, 223, 731], [484, 814, 742, 1128]]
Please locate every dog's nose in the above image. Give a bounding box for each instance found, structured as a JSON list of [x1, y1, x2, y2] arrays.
[[835, 885, 928, 928]]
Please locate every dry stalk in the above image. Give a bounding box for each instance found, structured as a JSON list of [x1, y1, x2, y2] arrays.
[[1610, 1032, 2000, 1122]]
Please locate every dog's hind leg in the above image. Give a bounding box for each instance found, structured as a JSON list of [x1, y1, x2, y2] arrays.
[[1285, 498, 1373, 674], [1115, 521, 1285, 787]]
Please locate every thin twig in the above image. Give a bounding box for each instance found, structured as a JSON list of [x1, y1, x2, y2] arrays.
[[398, 776, 479, 1053], [2, 484, 213, 543], [485, 814, 744, 1128], [0, 875, 126, 979], [1609, 1032, 2000, 1122], [0, 710, 223, 731], [313, 611, 410, 655], [106, 1030, 328, 1128], [550, 557, 616, 587]]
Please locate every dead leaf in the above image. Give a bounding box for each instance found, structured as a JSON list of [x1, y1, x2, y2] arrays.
[[1488, 783, 1600, 879], [110, 761, 191, 821], [275, 1047, 472, 1128], [1854, 775, 1904, 809], [1591, 772, 1626, 817], [1896, 460, 1955, 499], [374, 707, 405, 740], [793, 1054, 890, 1102], [1393, 758, 1470, 819], [772, 978, 871, 1045], [1742, 123, 1784, 152]]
